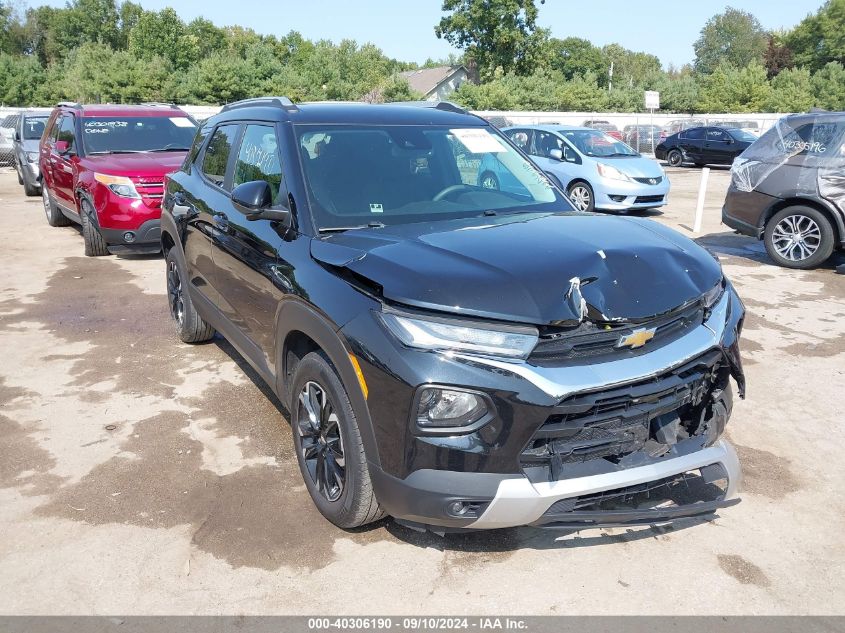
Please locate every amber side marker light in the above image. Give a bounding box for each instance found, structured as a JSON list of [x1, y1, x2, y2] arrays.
[[349, 353, 369, 400]]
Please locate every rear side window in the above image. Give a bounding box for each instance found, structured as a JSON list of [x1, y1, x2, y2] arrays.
[[706, 129, 730, 142], [745, 118, 845, 162], [201, 124, 239, 188], [232, 124, 284, 203], [505, 129, 531, 152], [681, 128, 704, 140], [184, 125, 210, 171]]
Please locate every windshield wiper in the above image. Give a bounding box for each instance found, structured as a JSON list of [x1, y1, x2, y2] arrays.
[[318, 222, 385, 233], [87, 150, 146, 155], [147, 147, 191, 152]]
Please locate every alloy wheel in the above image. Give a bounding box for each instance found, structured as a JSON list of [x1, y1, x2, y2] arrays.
[[771, 214, 821, 262], [480, 174, 499, 190], [668, 150, 682, 167], [42, 187, 51, 221], [569, 185, 591, 211], [166, 260, 185, 326], [297, 381, 345, 502]]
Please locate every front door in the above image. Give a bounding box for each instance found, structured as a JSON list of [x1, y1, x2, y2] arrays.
[[51, 114, 79, 213], [212, 123, 290, 373], [704, 128, 734, 164], [678, 128, 706, 163]]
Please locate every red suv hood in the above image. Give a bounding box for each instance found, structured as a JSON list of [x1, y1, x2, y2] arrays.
[[80, 151, 186, 178]]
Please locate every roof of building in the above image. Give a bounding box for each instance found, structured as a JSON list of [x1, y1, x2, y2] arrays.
[[399, 66, 467, 96]]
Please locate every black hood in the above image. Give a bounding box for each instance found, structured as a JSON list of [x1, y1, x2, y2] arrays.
[[311, 213, 722, 326]]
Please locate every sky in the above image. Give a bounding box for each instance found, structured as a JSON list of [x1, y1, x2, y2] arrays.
[[36, 0, 827, 68]]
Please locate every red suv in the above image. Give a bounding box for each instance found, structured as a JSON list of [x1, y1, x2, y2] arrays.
[[39, 102, 197, 256]]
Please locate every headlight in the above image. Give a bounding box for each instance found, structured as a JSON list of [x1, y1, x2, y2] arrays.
[[26, 151, 39, 162], [378, 311, 538, 360], [414, 387, 489, 429], [94, 173, 141, 199], [702, 278, 726, 309], [596, 163, 633, 182]]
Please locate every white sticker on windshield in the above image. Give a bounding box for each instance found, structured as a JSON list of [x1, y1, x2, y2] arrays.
[[451, 128, 507, 153], [369, 203, 383, 213], [170, 117, 195, 128]]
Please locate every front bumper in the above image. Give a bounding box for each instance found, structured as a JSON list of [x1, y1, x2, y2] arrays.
[[593, 175, 670, 211], [100, 218, 162, 253], [345, 287, 745, 530]]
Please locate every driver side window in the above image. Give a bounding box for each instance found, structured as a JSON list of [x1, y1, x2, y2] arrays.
[[531, 131, 562, 158]]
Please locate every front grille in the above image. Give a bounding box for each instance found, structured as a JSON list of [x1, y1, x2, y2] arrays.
[[520, 350, 724, 476], [530, 303, 703, 365], [634, 194, 664, 204], [633, 176, 663, 185], [132, 178, 164, 206]]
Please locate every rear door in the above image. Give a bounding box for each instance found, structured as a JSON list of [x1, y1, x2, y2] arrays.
[[182, 122, 241, 306], [211, 122, 290, 372], [51, 114, 79, 212], [678, 127, 706, 162]]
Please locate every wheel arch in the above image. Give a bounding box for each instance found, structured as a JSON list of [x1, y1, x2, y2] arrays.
[[762, 197, 844, 245], [276, 301, 382, 468]]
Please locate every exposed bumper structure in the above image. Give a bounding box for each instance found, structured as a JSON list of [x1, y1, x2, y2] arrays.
[[469, 439, 740, 529]]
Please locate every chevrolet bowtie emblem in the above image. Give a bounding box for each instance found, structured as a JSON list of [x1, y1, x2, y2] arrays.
[[617, 327, 657, 349]]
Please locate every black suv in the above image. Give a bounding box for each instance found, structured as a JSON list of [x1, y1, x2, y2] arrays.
[[161, 98, 746, 532], [723, 112, 845, 269]]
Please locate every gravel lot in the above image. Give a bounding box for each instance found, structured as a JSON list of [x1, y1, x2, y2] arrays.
[[1, 166, 844, 615]]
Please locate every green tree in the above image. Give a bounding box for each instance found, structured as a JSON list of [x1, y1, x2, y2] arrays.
[[784, 0, 845, 72], [698, 61, 771, 112], [0, 52, 46, 104], [812, 61, 845, 110], [129, 8, 196, 69], [693, 8, 768, 75], [186, 17, 226, 59], [185, 50, 255, 103], [542, 37, 604, 80], [766, 67, 813, 112], [435, 0, 548, 79]]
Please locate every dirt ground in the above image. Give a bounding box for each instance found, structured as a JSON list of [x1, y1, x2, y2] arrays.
[[1, 166, 844, 615]]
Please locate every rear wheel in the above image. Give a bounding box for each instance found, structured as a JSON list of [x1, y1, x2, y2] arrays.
[[291, 352, 384, 529], [667, 149, 683, 167], [22, 172, 39, 197], [568, 181, 595, 212], [80, 198, 110, 257], [764, 206, 835, 269], [165, 248, 215, 343], [42, 186, 70, 227]]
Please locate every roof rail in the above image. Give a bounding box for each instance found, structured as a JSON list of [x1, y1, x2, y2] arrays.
[[141, 101, 178, 108], [56, 101, 81, 109], [387, 100, 468, 114], [221, 97, 298, 113]]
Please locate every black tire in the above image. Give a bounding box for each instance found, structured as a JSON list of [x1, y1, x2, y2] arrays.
[[694, 162, 706, 168], [667, 149, 684, 167], [15, 162, 23, 185], [42, 185, 70, 227], [764, 206, 835, 270], [478, 171, 500, 190], [567, 180, 595, 213], [80, 198, 110, 257], [291, 352, 385, 529], [165, 248, 215, 343], [23, 174, 40, 197]]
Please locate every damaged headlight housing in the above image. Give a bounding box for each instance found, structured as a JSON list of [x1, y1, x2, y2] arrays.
[[702, 278, 726, 310], [378, 311, 538, 360]]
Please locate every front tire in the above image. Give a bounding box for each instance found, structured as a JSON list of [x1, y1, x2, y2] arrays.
[[291, 352, 384, 529], [667, 149, 683, 167], [80, 198, 110, 257], [764, 206, 835, 269], [165, 249, 215, 343], [42, 186, 70, 227], [568, 181, 595, 212]]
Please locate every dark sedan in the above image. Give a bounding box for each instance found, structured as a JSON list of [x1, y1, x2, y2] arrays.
[[655, 126, 756, 167]]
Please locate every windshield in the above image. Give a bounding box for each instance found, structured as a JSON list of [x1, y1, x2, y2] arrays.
[[81, 116, 197, 154], [728, 129, 758, 143], [296, 125, 568, 230], [559, 129, 638, 157], [22, 116, 48, 140]]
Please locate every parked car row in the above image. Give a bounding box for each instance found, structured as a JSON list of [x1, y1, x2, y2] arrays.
[[7, 97, 749, 534]]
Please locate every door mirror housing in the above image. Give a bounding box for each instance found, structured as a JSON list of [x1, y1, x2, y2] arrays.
[[549, 148, 563, 161], [232, 180, 291, 224], [13, 131, 20, 142], [55, 140, 71, 155]]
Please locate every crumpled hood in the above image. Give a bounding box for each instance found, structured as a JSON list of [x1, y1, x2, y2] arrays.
[[311, 213, 722, 325]]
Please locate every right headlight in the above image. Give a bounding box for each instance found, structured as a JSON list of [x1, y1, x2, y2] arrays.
[[94, 172, 141, 199], [378, 311, 538, 360]]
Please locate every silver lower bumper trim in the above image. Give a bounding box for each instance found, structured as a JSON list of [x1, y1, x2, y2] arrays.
[[468, 439, 741, 529]]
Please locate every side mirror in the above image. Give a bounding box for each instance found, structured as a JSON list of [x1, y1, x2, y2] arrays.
[[232, 180, 291, 224], [55, 140, 71, 155], [13, 131, 20, 142], [549, 148, 563, 161]]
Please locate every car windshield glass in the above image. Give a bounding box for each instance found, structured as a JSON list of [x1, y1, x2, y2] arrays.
[[559, 129, 638, 157], [22, 116, 49, 140], [728, 129, 758, 143], [81, 116, 197, 154], [295, 124, 568, 230]]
